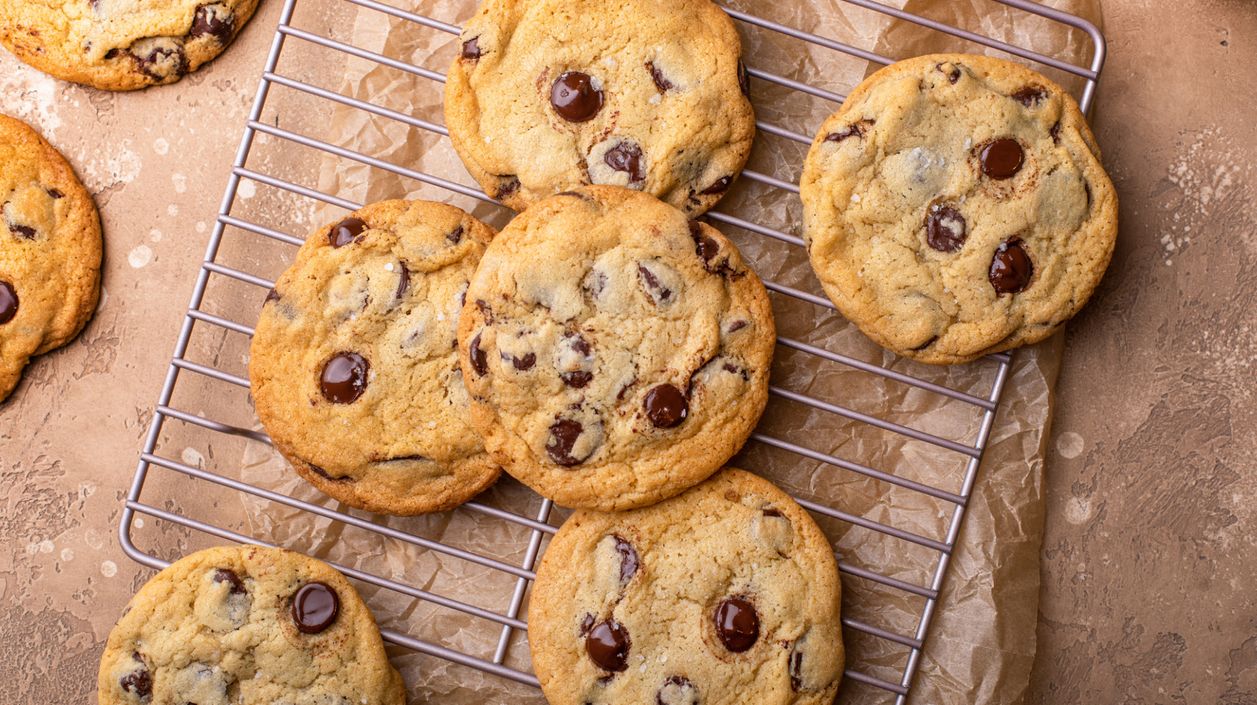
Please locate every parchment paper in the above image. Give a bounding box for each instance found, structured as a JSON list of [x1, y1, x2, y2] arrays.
[[236, 1, 1103, 703]]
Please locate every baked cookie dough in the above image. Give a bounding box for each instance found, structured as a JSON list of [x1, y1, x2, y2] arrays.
[[444, 0, 755, 216], [250, 199, 500, 515], [800, 53, 1118, 364], [457, 186, 775, 511], [97, 545, 406, 705], [0, 114, 101, 403], [530, 467, 844, 705], [0, 0, 260, 91]]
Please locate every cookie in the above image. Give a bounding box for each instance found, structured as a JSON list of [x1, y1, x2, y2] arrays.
[[250, 199, 501, 515], [800, 54, 1118, 364], [444, 0, 755, 216], [97, 545, 406, 705], [456, 186, 775, 511], [529, 467, 844, 705], [0, 0, 260, 91], [0, 114, 101, 403]]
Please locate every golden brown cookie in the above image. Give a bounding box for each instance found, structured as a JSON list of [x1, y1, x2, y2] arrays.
[[0, 113, 101, 403], [800, 54, 1118, 364], [250, 200, 501, 515], [530, 467, 844, 705]]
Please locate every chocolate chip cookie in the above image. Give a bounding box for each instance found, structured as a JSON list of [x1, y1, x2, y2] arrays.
[[800, 54, 1118, 364], [530, 467, 844, 705], [0, 0, 259, 91], [0, 114, 101, 403], [444, 0, 755, 216], [457, 186, 775, 511], [250, 200, 501, 515], [97, 545, 406, 705]]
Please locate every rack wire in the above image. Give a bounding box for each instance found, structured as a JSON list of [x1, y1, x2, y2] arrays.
[[119, 1, 1106, 702]]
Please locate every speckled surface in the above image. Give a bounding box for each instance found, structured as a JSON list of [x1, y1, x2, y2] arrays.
[[0, 1, 1253, 703]]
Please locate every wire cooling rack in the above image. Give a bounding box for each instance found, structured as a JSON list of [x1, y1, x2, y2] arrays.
[[120, 1, 1105, 702]]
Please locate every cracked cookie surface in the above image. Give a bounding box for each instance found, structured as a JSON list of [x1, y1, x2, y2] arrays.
[[530, 467, 844, 705], [444, 0, 755, 216], [0, 114, 101, 403], [800, 53, 1118, 364], [97, 545, 406, 705], [250, 199, 500, 515], [0, 0, 260, 90], [458, 186, 775, 511]]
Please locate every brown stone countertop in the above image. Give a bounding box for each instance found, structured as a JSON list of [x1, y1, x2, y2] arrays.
[[1, 1, 1254, 703]]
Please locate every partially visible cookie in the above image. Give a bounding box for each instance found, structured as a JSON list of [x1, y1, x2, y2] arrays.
[[0, 0, 260, 91], [530, 467, 844, 705], [444, 0, 755, 216], [250, 199, 500, 515], [800, 53, 1118, 364], [0, 114, 101, 403], [97, 545, 406, 705], [457, 186, 775, 511]]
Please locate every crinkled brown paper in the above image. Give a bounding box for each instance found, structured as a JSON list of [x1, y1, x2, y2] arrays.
[[235, 1, 1103, 703]]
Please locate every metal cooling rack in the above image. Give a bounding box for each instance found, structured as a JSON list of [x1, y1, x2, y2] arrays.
[[119, 0, 1106, 702]]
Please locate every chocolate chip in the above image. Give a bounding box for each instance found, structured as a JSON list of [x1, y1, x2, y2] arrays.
[[9, 222, 35, 239], [469, 332, 489, 376], [558, 332, 594, 387], [737, 59, 750, 96], [714, 596, 759, 652], [657, 676, 699, 705], [212, 568, 246, 595], [307, 463, 353, 483], [698, 175, 733, 196], [496, 175, 520, 200], [789, 648, 804, 691], [562, 370, 593, 388], [1085, 181, 1093, 209], [394, 262, 410, 302], [119, 653, 152, 699], [104, 48, 122, 60], [461, 36, 481, 61], [546, 418, 588, 466], [190, 4, 234, 43], [911, 335, 939, 352], [925, 202, 967, 252], [475, 299, 494, 324], [264, 288, 280, 305], [690, 224, 736, 276], [644, 384, 688, 428], [580, 613, 595, 636], [329, 217, 367, 247], [291, 582, 339, 634], [646, 61, 674, 92], [824, 123, 866, 143], [511, 352, 536, 371], [1050, 121, 1062, 144], [979, 138, 1025, 180], [46, 187, 64, 199], [612, 535, 639, 585], [604, 142, 645, 184], [585, 620, 631, 672], [727, 320, 747, 333], [1012, 85, 1047, 107], [936, 62, 961, 84], [989, 238, 1033, 294], [637, 263, 673, 305], [132, 39, 188, 80], [0, 281, 18, 325], [582, 269, 608, 300], [763, 507, 782, 517], [320, 352, 369, 404], [550, 71, 604, 123], [447, 225, 464, 244]]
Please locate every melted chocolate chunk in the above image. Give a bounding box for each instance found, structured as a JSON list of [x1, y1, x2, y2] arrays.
[[925, 202, 967, 252], [1012, 85, 1047, 107], [737, 59, 750, 96], [690, 224, 736, 276], [727, 320, 748, 333], [637, 264, 673, 304], [550, 71, 604, 123], [468, 332, 489, 376], [119, 653, 152, 699], [190, 4, 234, 43], [585, 620, 631, 672], [496, 176, 521, 200], [329, 217, 367, 247], [979, 138, 1025, 180], [612, 535, 639, 585], [264, 288, 280, 305], [320, 352, 369, 404], [9, 222, 35, 240], [307, 463, 353, 483], [291, 582, 340, 634], [394, 262, 410, 302], [212, 568, 246, 594], [644, 383, 688, 428], [546, 418, 589, 466], [511, 352, 536, 371], [475, 299, 494, 324], [447, 225, 464, 244], [461, 36, 481, 61], [936, 62, 961, 84], [580, 613, 595, 636], [647, 61, 675, 92], [988, 238, 1033, 294], [46, 187, 64, 199], [762, 507, 782, 518], [133, 41, 188, 80], [789, 648, 804, 691], [714, 596, 759, 652], [824, 121, 870, 143], [657, 675, 699, 705], [104, 48, 122, 60], [1050, 121, 1062, 144], [604, 142, 646, 184], [562, 370, 593, 388], [699, 175, 733, 196], [1, 280, 20, 326]]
